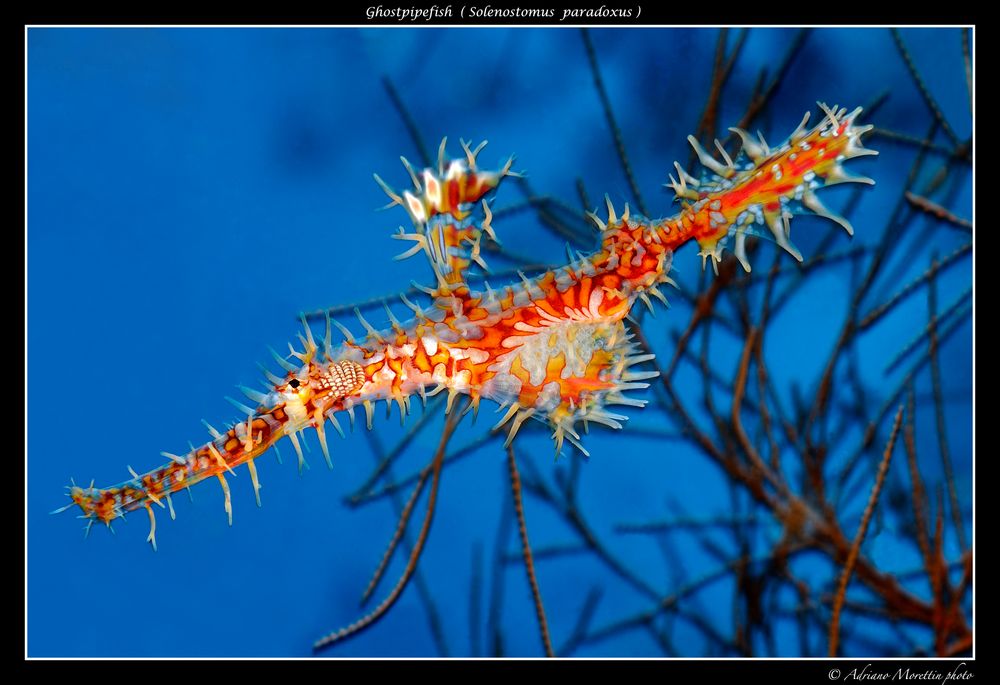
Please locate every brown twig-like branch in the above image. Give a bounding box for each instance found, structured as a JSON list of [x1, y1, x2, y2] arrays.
[[690, 28, 748, 165], [890, 29, 960, 146], [579, 546, 807, 650], [360, 458, 431, 604], [362, 428, 452, 655], [350, 432, 496, 506], [558, 587, 603, 656], [517, 455, 663, 601], [513, 176, 594, 248], [905, 192, 973, 232], [731, 326, 785, 495], [858, 242, 971, 331], [902, 386, 932, 578], [803, 118, 940, 464], [507, 444, 555, 657], [580, 28, 648, 216], [838, 303, 971, 495], [487, 458, 515, 656], [382, 75, 432, 168], [502, 542, 589, 564], [723, 29, 810, 146], [870, 127, 958, 157], [829, 405, 903, 656], [313, 399, 467, 652], [927, 255, 967, 551], [616, 515, 760, 535], [575, 177, 592, 214], [664, 260, 738, 379], [346, 395, 445, 506], [883, 287, 971, 373]]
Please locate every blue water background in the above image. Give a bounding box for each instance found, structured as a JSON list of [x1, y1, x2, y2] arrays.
[[27, 27, 972, 657]]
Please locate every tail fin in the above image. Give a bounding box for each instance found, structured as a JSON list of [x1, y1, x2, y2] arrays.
[[669, 102, 877, 272]]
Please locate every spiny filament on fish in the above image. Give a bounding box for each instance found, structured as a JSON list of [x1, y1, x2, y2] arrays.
[[56, 102, 877, 552]]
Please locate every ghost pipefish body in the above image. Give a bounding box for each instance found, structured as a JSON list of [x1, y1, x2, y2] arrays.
[[57, 103, 876, 565]]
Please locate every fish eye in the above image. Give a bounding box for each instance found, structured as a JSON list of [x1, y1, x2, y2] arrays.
[[289, 379, 300, 389]]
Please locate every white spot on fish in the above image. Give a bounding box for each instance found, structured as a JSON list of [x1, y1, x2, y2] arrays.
[[452, 369, 472, 390], [404, 191, 426, 223], [420, 335, 437, 357]]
